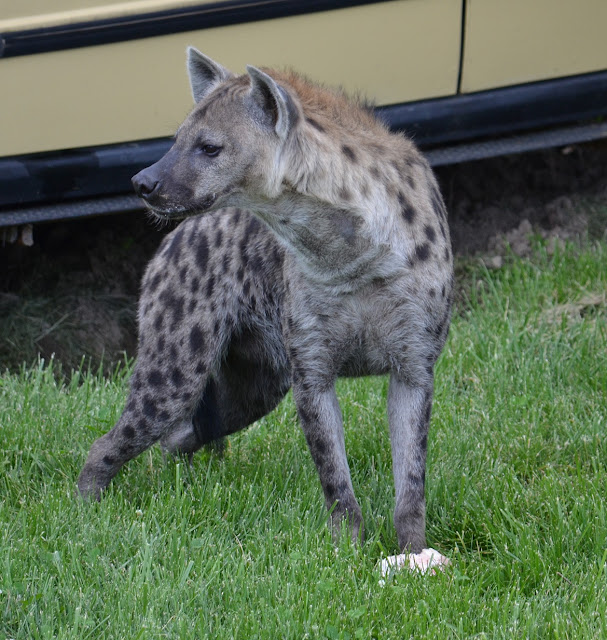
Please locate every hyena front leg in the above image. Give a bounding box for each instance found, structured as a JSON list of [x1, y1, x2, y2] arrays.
[[387, 374, 433, 553], [293, 378, 363, 543], [77, 321, 222, 500]]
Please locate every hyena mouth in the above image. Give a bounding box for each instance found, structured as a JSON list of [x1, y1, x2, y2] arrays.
[[143, 192, 219, 220], [143, 202, 190, 221]]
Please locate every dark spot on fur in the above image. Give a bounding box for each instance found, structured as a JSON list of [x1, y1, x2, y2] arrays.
[[205, 274, 215, 298], [166, 227, 184, 264], [429, 288, 436, 298], [420, 434, 428, 451], [142, 397, 157, 420], [415, 243, 431, 262], [398, 192, 417, 223], [339, 187, 352, 202], [272, 245, 283, 268], [408, 473, 425, 488], [123, 425, 135, 439], [407, 174, 416, 190], [191, 277, 200, 294], [214, 228, 223, 248], [243, 280, 251, 297], [424, 224, 437, 244], [236, 266, 245, 282], [103, 456, 115, 466], [441, 284, 446, 298], [171, 368, 183, 387], [196, 233, 209, 274], [159, 410, 170, 421], [189, 326, 205, 354], [444, 246, 451, 262], [195, 362, 206, 374], [342, 145, 357, 163], [148, 369, 163, 387], [245, 216, 260, 238], [148, 272, 162, 293], [169, 344, 178, 361], [179, 266, 187, 285], [306, 117, 325, 132], [313, 435, 327, 456], [153, 313, 163, 331], [232, 209, 242, 226], [213, 319, 220, 335], [370, 166, 381, 180], [160, 292, 184, 329]]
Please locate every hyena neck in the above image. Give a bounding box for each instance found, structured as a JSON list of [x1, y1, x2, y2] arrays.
[[244, 187, 397, 291], [249, 127, 415, 286]]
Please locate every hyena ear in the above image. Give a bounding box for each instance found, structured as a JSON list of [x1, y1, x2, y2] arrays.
[[187, 47, 233, 103], [246, 65, 298, 140]]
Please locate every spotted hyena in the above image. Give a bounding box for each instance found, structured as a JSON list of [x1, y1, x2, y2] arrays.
[[78, 49, 454, 555]]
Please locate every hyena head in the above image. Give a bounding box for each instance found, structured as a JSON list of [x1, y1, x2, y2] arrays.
[[132, 48, 299, 220]]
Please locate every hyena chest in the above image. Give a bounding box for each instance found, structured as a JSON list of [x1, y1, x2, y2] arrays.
[[283, 276, 425, 380]]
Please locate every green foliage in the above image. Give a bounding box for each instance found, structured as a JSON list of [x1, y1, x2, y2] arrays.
[[1, 242, 606, 639]]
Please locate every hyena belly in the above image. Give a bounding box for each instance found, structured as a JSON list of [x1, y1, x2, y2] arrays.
[[77, 208, 290, 498]]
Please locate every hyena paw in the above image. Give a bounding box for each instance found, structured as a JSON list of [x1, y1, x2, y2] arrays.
[[76, 468, 108, 501], [379, 548, 450, 578]]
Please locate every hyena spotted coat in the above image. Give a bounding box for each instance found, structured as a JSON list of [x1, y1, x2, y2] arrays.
[[78, 49, 454, 555]]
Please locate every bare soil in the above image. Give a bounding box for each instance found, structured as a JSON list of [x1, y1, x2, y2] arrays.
[[1, 141, 606, 373]]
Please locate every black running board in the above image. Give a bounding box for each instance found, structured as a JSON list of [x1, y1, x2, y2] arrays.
[[3, 120, 606, 228]]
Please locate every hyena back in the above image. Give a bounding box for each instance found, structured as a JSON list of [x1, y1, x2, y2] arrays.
[[78, 49, 454, 554]]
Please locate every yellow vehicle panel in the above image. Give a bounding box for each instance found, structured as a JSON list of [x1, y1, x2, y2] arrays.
[[461, 0, 607, 92], [0, 0, 462, 157]]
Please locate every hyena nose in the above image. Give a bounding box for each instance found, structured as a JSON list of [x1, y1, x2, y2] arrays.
[[132, 169, 160, 201]]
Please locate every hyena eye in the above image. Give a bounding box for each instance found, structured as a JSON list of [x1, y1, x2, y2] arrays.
[[201, 144, 222, 157]]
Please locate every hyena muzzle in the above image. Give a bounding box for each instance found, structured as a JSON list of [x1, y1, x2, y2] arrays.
[[78, 49, 454, 556]]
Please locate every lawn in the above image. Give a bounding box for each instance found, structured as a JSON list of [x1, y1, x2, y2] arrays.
[[1, 240, 606, 639]]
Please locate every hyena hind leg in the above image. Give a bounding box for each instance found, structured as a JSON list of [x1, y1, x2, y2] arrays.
[[77, 350, 216, 500], [160, 326, 291, 458]]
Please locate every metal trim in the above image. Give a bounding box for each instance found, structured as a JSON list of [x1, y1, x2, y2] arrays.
[[0, 0, 389, 58]]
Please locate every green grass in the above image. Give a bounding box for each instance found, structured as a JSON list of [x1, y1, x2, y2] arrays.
[[1, 241, 606, 639]]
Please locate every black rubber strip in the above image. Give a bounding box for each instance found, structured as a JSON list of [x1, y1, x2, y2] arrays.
[[380, 70, 607, 147], [3, 121, 607, 227], [0, 0, 389, 58]]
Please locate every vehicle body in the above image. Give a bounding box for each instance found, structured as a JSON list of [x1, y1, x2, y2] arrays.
[[1, 0, 606, 226]]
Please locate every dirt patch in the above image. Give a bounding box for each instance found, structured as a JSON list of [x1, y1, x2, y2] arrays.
[[1, 141, 606, 373], [438, 140, 607, 260], [0, 213, 165, 373]]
